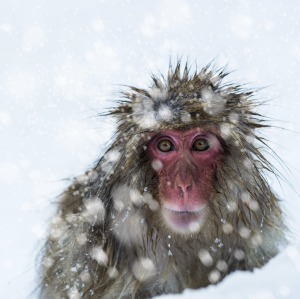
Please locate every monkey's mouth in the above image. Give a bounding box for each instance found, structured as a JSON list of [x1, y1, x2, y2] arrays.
[[162, 207, 207, 234]]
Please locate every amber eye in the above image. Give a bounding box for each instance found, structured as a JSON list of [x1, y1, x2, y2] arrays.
[[192, 138, 209, 151], [157, 140, 174, 152]]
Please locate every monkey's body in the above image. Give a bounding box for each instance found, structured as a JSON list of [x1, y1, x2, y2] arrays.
[[40, 62, 286, 299]]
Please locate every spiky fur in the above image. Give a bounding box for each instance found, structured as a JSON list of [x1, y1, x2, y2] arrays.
[[40, 62, 286, 299]]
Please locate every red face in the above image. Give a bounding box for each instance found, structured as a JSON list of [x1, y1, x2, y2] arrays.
[[147, 128, 222, 234]]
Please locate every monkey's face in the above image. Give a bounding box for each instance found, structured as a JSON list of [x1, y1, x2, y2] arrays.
[[148, 128, 222, 234]]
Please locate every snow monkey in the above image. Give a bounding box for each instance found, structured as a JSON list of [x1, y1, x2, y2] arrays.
[[40, 62, 286, 299]]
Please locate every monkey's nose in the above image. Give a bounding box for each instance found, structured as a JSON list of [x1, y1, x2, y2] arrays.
[[178, 183, 193, 197]]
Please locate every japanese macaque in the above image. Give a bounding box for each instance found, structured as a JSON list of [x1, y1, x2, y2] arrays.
[[40, 62, 286, 299]]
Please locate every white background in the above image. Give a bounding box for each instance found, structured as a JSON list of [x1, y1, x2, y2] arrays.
[[1, 1, 300, 298]]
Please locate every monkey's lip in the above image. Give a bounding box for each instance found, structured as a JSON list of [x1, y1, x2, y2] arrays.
[[162, 206, 207, 233], [164, 207, 205, 214]]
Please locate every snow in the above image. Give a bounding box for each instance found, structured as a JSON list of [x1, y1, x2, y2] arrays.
[[83, 197, 106, 224], [132, 257, 156, 282], [1, 0, 300, 298], [90, 247, 108, 266], [67, 288, 81, 299], [201, 87, 227, 115], [151, 159, 163, 171], [198, 249, 214, 267], [154, 243, 300, 299]]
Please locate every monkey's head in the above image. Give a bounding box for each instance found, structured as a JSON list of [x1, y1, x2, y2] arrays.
[[40, 62, 286, 299], [106, 62, 276, 238]]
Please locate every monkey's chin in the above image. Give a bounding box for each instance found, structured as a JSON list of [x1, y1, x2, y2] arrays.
[[162, 207, 207, 234]]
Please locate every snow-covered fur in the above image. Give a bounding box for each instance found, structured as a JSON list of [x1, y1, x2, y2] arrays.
[[40, 62, 286, 299]]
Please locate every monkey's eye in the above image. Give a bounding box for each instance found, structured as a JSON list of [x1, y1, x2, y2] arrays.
[[192, 138, 209, 151], [157, 140, 174, 152]]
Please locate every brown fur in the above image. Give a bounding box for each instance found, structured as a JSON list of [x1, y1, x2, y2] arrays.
[[39, 62, 286, 299]]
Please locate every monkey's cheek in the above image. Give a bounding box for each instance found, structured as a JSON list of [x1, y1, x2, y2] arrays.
[[161, 208, 207, 234]]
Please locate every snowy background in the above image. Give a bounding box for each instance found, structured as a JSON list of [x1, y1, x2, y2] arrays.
[[1, 0, 300, 298]]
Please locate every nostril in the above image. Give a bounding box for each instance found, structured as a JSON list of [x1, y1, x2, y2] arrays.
[[179, 187, 184, 198], [186, 184, 192, 192], [177, 183, 192, 195]]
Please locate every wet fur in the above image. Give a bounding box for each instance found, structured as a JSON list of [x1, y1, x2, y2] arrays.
[[40, 62, 286, 299]]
